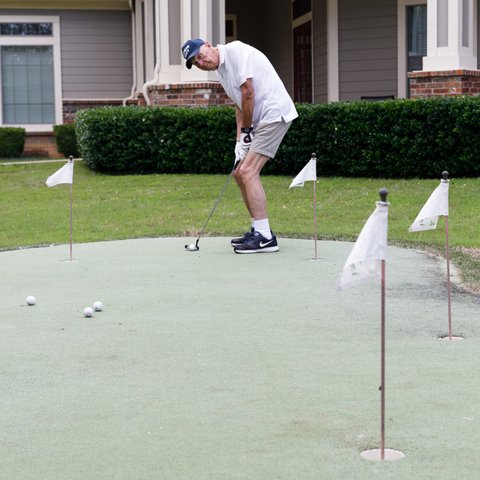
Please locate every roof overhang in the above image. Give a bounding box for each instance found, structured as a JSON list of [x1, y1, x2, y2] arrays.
[[0, 0, 130, 10]]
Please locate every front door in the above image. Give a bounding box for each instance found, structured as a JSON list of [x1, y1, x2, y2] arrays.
[[293, 21, 312, 103]]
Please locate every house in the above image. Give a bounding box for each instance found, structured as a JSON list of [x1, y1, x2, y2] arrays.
[[1, 0, 479, 157]]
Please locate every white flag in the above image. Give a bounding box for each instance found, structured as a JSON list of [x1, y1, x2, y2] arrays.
[[46, 160, 74, 188], [338, 201, 389, 290], [408, 180, 449, 232], [289, 158, 317, 188]]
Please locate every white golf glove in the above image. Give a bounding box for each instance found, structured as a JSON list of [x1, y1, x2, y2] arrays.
[[234, 141, 244, 165], [234, 127, 254, 165]]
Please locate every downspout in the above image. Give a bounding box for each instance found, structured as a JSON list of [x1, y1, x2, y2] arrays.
[[123, 0, 137, 106], [142, 61, 160, 106], [141, 0, 161, 105]]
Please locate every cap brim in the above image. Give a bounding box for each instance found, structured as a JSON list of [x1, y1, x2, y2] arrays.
[[184, 43, 203, 69]]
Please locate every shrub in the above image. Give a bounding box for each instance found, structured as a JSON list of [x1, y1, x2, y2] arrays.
[[278, 97, 480, 178], [76, 97, 480, 178], [53, 123, 79, 158], [76, 106, 236, 174], [0, 127, 25, 158]]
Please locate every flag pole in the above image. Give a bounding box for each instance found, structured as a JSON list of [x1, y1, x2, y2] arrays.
[[445, 215, 452, 339], [340, 189, 403, 462], [381, 257, 386, 459], [361, 188, 404, 461], [69, 156, 74, 262], [442, 171, 452, 340], [312, 153, 318, 260], [379, 188, 388, 461]]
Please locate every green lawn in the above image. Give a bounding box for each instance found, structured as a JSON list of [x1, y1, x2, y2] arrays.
[[1, 160, 479, 290]]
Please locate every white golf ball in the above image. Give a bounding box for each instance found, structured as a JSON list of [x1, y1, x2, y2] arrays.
[[83, 307, 94, 318], [93, 301, 103, 312], [26, 295, 36, 306], [187, 244, 197, 251]]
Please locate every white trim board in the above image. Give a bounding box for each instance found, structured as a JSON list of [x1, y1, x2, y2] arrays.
[[327, 0, 339, 102]]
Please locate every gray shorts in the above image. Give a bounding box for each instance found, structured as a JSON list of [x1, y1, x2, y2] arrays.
[[251, 120, 292, 159]]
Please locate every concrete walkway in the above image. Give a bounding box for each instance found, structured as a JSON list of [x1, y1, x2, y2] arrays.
[[1, 238, 479, 480], [0, 158, 82, 166]]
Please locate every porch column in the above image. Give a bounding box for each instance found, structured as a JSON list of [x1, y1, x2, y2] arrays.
[[155, 0, 181, 84], [152, 0, 224, 84], [179, 0, 224, 82], [327, 0, 339, 102], [423, 0, 477, 70], [148, 0, 231, 106]]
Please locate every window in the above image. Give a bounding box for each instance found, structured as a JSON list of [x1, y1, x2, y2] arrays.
[[0, 23, 53, 36], [2, 46, 55, 123], [0, 16, 62, 131], [407, 5, 427, 72], [225, 15, 237, 43], [397, 1, 427, 98]]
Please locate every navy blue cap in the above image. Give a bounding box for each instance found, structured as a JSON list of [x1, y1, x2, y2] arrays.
[[181, 38, 205, 69]]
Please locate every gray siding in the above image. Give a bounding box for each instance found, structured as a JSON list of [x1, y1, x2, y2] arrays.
[[259, 0, 293, 97], [0, 9, 133, 99], [313, 0, 328, 103], [61, 10, 132, 98], [225, 0, 294, 97], [338, 0, 397, 101]]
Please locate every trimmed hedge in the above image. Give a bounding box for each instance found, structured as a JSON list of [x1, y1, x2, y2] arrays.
[[53, 123, 79, 158], [76, 106, 236, 174], [76, 97, 480, 178], [0, 127, 25, 158], [278, 97, 480, 178]]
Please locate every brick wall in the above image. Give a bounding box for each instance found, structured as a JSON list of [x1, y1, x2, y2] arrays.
[[23, 132, 64, 159], [147, 82, 234, 106], [409, 69, 480, 98], [63, 99, 135, 123]]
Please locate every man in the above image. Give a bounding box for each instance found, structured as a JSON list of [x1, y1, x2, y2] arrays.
[[181, 38, 298, 254]]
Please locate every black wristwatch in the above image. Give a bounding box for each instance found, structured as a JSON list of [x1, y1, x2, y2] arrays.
[[241, 126, 254, 134]]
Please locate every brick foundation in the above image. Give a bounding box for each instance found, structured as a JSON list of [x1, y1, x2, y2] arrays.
[[146, 82, 233, 106], [22, 99, 139, 158], [22, 85, 232, 158], [62, 99, 137, 123], [23, 132, 64, 159], [409, 69, 480, 98]]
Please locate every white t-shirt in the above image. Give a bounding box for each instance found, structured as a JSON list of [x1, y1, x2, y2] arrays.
[[216, 41, 298, 127]]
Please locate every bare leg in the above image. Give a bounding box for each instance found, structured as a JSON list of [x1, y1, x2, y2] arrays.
[[233, 176, 252, 217], [233, 151, 270, 220]]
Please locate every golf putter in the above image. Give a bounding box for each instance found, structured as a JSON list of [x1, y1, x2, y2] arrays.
[[185, 162, 238, 251]]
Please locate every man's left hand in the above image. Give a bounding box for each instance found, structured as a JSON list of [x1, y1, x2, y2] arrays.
[[236, 127, 254, 163], [234, 141, 245, 165]]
